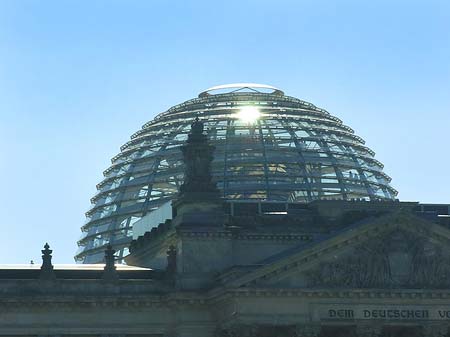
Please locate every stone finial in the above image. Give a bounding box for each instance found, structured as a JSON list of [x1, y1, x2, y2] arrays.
[[189, 116, 204, 139], [178, 117, 219, 197], [102, 245, 119, 282], [166, 245, 177, 274], [39, 243, 55, 280]]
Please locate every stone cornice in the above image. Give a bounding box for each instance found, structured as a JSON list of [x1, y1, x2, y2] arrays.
[[3, 286, 450, 310], [223, 288, 450, 300], [126, 229, 177, 265], [0, 292, 211, 309], [0, 295, 166, 309], [129, 219, 174, 255]]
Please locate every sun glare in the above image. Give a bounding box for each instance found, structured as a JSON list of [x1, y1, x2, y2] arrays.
[[235, 106, 261, 123]]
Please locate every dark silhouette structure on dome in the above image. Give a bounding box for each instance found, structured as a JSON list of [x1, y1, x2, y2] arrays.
[[178, 117, 220, 198]]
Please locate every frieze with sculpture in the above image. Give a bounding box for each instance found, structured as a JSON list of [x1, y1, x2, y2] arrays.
[[306, 229, 450, 289]]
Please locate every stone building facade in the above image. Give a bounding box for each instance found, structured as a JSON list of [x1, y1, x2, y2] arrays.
[[1, 119, 450, 337]]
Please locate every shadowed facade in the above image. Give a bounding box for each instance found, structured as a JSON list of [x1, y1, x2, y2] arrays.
[[2, 87, 450, 336]]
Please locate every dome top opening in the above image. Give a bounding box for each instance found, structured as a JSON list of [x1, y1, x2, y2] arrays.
[[199, 83, 284, 97]]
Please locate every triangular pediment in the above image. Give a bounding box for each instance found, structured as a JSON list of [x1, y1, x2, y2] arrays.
[[225, 211, 450, 289]]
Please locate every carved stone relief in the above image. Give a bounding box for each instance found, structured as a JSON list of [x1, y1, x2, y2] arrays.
[[306, 229, 450, 288]]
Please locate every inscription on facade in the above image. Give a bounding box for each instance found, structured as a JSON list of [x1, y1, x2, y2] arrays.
[[319, 305, 450, 321], [439, 310, 450, 318], [328, 309, 354, 318], [362, 309, 428, 319]]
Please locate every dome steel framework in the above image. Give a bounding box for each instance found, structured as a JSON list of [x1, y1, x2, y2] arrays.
[[76, 84, 397, 263]]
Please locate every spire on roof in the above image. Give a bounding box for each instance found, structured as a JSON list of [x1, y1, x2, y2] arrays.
[[102, 245, 119, 282], [166, 245, 177, 274], [40, 243, 55, 280], [178, 117, 220, 198]]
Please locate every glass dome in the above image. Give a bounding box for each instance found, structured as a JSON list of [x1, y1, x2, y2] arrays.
[[76, 84, 397, 263]]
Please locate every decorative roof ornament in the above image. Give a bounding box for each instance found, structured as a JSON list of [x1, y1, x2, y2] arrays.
[[171, 117, 225, 225], [187, 117, 205, 142], [102, 245, 119, 281], [40, 243, 55, 280], [166, 245, 177, 275], [178, 117, 220, 198]]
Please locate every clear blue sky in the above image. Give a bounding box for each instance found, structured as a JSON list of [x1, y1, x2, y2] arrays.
[[0, 0, 449, 263]]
